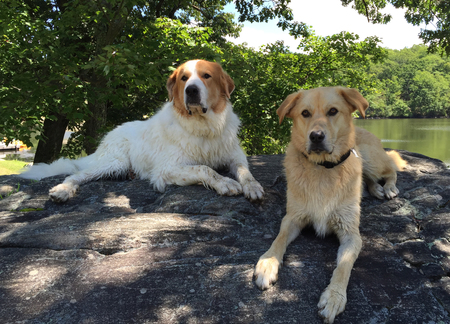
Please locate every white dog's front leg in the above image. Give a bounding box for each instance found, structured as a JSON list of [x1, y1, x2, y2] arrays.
[[163, 165, 242, 196], [229, 159, 264, 201]]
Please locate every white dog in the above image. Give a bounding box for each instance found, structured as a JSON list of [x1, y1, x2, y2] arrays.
[[20, 60, 264, 202]]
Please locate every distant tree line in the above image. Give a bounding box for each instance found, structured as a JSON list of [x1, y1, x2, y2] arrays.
[[365, 45, 450, 118]]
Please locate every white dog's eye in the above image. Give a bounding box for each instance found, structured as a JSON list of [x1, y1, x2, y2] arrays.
[[328, 108, 338, 116], [204, 73, 211, 79], [181, 75, 188, 81], [301, 110, 311, 118]]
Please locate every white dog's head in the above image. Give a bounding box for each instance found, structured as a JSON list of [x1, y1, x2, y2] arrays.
[[166, 60, 235, 117]]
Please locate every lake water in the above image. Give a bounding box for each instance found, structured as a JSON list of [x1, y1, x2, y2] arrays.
[[2, 119, 449, 166], [354, 118, 450, 166]]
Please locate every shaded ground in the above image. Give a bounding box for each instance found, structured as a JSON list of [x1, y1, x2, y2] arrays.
[[0, 151, 449, 323]]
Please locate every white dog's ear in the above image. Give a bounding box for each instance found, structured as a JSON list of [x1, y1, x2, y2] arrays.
[[220, 71, 235, 99], [339, 87, 369, 118], [277, 91, 303, 124], [166, 69, 179, 101]]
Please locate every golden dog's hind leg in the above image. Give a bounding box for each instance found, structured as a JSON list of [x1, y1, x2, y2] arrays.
[[383, 150, 406, 199], [318, 227, 362, 324], [364, 159, 400, 200], [361, 147, 405, 200], [254, 216, 304, 290], [382, 170, 399, 199]]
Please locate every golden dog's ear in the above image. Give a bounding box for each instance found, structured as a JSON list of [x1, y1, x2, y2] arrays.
[[277, 92, 302, 124], [339, 87, 369, 118], [220, 71, 235, 99], [166, 69, 179, 102]]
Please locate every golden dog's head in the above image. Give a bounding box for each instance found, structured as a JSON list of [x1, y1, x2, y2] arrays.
[[166, 60, 235, 117], [277, 87, 368, 164]]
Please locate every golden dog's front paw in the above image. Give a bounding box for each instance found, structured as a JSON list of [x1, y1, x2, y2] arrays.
[[317, 285, 347, 324], [242, 179, 264, 201], [254, 255, 280, 290], [49, 183, 78, 203]]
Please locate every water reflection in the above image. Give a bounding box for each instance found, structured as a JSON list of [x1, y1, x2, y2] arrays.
[[354, 118, 450, 166]]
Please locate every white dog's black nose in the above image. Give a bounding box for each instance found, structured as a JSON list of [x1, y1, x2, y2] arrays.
[[185, 85, 207, 114], [185, 85, 201, 105], [310, 131, 325, 143]]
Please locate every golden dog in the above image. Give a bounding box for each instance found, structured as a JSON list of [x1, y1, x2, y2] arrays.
[[254, 87, 405, 323]]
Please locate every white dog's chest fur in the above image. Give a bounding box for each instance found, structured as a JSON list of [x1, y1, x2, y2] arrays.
[[96, 101, 241, 179]]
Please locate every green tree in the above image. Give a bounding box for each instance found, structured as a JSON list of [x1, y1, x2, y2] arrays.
[[1, 0, 388, 160], [364, 45, 450, 118], [224, 32, 386, 154], [1, 0, 307, 163], [341, 0, 450, 55], [409, 70, 449, 117]]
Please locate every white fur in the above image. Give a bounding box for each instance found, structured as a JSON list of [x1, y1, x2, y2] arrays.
[[184, 60, 209, 108], [20, 62, 264, 203]]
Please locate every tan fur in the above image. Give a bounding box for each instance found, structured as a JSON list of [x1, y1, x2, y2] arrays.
[[387, 150, 407, 171], [254, 87, 405, 323]]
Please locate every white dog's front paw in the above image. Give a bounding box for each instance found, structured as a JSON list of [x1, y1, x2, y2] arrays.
[[318, 285, 347, 324], [212, 177, 242, 196], [49, 183, 78, 203], [242, 179, 264, 201], [254, 255, 280, 290]]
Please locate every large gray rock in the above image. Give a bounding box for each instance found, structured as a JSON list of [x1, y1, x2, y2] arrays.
[[0, 151, 449, 324]]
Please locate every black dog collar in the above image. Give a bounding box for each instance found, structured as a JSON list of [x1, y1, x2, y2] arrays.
[[304, 148, 358, 169]]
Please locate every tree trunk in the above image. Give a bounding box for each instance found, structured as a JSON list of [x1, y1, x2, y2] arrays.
[[81, 7, 129, 154], [83, 97, 108, 155], [33, 112, 69, 164]]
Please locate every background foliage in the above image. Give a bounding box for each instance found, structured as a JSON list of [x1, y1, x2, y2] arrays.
[[343, 0, 450, 55], [365, 45, 450, 118], [1, 0, 449, 162]]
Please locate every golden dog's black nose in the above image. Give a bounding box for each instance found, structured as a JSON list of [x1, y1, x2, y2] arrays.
[[310, 130, 325, 143]]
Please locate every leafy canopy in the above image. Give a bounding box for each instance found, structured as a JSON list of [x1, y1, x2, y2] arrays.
[[341, 0, 450, 55], [1, 0, 386, 160]]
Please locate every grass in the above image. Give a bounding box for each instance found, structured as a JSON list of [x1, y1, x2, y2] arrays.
[[0, 182, 21, 199], [0, 159, 29, 176]]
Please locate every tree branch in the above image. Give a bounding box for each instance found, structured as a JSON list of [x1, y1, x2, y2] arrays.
[[191, 4, 229, 24], [360, 0, 371, 23]]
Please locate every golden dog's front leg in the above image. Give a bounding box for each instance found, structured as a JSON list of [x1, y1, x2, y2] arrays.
[[318, 229, 362, 323], [254, 216, 302, 290]]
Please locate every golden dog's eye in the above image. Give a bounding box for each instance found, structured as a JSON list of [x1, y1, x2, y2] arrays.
[[204, 73, 211, 79], [301, 110, 311, 118], [328, 108, 338, 116], [181, 75, 188, 81]]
